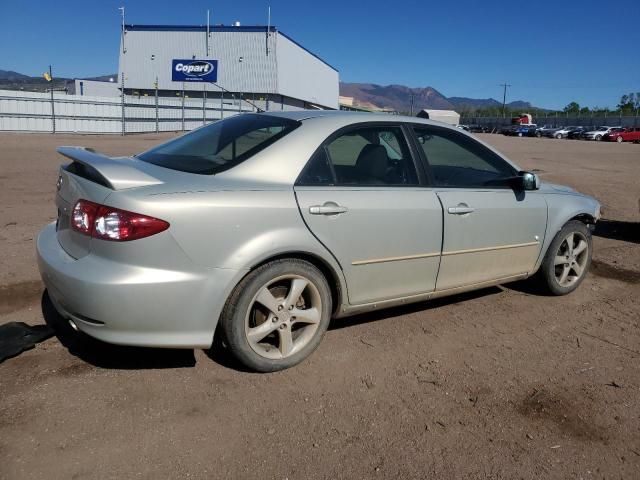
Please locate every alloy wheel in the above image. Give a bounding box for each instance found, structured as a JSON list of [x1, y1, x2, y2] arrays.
[[553, 232, 589, 287], [244, 275, 322, 360]]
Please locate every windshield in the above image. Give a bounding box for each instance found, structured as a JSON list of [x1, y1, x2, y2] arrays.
[[137, 114, 300, 175]]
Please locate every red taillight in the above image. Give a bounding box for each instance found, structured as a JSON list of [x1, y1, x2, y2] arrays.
[[71, 199, 169, 241]]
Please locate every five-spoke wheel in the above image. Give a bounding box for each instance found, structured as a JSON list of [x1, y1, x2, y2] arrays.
[[246, 275, 323, 360], [219, 259, 332, 372], [553, 231, 589, 288], [538, 220, 592, 295]]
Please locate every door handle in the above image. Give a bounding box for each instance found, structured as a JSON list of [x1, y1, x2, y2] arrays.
[[309, 203, 348, 215], [447, 204, 475, 215]]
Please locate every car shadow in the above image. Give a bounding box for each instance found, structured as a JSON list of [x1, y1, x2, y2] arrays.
[[41, 290, 196, 370], [501, 278, 550, 297], [330, 286, 503, 331], [593, 219, 639, 244]]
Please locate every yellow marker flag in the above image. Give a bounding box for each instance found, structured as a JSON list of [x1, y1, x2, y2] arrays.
[[43, 72, 52, 82]]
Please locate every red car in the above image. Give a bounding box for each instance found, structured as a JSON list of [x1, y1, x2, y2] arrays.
[[603, 127, 640, 143]]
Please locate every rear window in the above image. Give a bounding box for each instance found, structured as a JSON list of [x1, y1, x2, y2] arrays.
[[137, 114, 300, 174]]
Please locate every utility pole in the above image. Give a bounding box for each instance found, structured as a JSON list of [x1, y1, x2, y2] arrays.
[[500, 82, 511, 118], [119, 6, 126, 54], [410, 92, 415, 116], [203, 9, 210, 125]]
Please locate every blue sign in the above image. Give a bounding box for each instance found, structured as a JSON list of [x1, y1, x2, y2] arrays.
[[171, 59, 218, 82]]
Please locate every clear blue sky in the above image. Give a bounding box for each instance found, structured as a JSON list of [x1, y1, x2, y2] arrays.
[[1, 0, 638, 109]]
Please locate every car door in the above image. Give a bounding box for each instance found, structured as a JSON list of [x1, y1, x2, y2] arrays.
[[411, 125, 547, 292], [294, 123, 443, 305]]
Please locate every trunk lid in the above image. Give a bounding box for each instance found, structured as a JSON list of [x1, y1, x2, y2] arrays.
[[55, 147, 165, 259]]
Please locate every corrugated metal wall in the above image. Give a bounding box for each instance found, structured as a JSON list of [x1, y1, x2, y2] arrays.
[[0, 89, 251, 133], [277, 35, 339, 109], [120, 29, 278, 94], [119, 27, 338, 109]]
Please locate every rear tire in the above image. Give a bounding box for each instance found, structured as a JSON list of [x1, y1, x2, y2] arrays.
[[218, 259, 332, 372], [595, 134, 602, 141], [616, 136, 623, 143], [536, 220, 592, 295]]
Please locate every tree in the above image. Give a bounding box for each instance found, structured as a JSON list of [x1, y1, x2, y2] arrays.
[[617, 93, 636, 114], [563, 102, 580, 115]]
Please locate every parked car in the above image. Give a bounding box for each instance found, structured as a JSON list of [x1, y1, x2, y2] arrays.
[[567, 127, 590, 139], [501, 125, 518, 135], [456, 124, 470, 132], [37, 111, 601, 372], [515, 124, 539, 137], [504, 124, 537, 136], [467, 124, 490, 133], [535, 125, 560, 137], [603, 127, 640, 143], [582, 126, 617, 141], [558, 126, 583, 139]]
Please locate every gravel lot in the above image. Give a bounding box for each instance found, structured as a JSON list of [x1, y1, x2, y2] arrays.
[[1, 131, 639, 479]]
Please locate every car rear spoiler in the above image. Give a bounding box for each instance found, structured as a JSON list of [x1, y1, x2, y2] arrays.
[[57, 146, 163, 190]]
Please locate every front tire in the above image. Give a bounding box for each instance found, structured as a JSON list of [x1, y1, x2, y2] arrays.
[[595, 134, 602, 141], [616, 136, 623, 143], [219, 259, 332, 372], [537, 220, 592, 295]]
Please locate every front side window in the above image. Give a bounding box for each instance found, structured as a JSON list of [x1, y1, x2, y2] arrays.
[[137, 114, 300, 175], [413, 126, 516, 188], [298, 125, 418, 186]]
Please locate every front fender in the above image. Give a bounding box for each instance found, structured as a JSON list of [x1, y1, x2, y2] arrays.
[[533, 192, 600, 272]]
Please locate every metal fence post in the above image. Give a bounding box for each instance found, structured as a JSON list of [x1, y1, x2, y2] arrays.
[[154, 76, 159, 133], [203, 84, 206, 125], [121, 72, 125, 136], [220, 89, 224, 119], [49, 65, 56, 134], [181, 84, 185, 132], [239, 93, 242, 113]]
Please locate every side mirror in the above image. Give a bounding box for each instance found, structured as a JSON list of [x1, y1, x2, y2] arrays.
[[518, 171, 540, 191]]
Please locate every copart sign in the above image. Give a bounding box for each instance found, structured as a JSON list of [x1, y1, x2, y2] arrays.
[[171, 59, 218, 82]]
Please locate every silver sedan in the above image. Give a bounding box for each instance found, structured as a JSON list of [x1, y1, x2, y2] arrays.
[[37, 111, 601, 371]]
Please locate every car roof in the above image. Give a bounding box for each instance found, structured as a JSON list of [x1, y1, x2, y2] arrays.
[[261, 109, 441, 127]]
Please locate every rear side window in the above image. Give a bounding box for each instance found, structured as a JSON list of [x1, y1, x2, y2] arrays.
[[298, 125, 418, 186], [137, 114, 300, 175]]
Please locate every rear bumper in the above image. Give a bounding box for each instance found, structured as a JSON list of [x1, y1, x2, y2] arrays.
[[36, 222, 242, 348]]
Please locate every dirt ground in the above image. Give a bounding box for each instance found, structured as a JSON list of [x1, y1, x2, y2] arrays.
[[0, 131, 639, 479]]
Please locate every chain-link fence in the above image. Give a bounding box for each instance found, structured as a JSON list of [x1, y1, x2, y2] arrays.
[[459, 113, 640, 130]]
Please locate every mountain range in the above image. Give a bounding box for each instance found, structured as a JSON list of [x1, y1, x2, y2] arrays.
[[340, 82, 533, 113], [0, 70, 535, 112]]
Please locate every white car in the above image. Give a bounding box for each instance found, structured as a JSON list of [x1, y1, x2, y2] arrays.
[[583, 126, 615, 141], [550, 126, 579, 139]]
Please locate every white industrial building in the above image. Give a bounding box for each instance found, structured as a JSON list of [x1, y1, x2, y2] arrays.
[[73, 78, 120, 97], [119, 24, 339, 110], [416, 109, 460, 126]]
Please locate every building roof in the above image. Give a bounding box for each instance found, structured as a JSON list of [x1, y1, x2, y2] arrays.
[[124, 24, 338, 72], [417, 109, 460, 116]]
